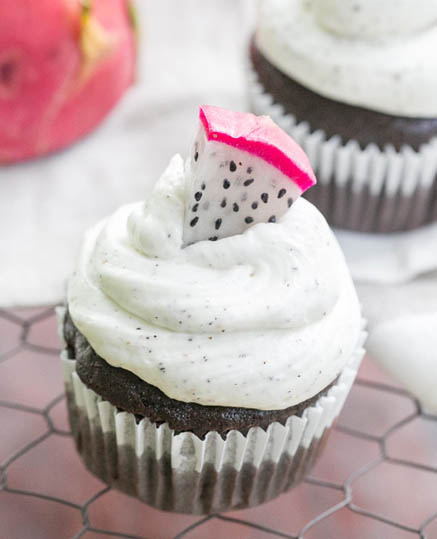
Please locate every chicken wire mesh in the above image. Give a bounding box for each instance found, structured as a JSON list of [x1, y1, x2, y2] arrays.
[[0, 305, 437, 539]]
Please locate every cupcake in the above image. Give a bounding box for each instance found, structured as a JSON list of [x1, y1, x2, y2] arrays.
[[58, 105, 365, 514], [248, 0, 437, 232]]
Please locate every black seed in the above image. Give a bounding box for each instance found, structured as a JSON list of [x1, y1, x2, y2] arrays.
[[192, 203, 199, 212], [223, 179, 230, 189], [190, 217, 199, 227], [244, 178, 254, 186], [261, 193, 269, 203], [278, 188, 286, 198], [209, 236, 218, 241], [194, 151, 199, 162], [202, 201, 210, 210], [194, 191, 203, 201], [241, 192, 248, 202], [247, 166, 253, 174], [288, 198, 293, 208], [268, 215, 276, 223], [245, 216, 254, 224], [221, 198, 227, 208], [230, 161, 237, 172], [215, 218, 222, 230], [251, 202, 258, 209], [201, 182, 206, 190], [233, 203, 239, 212]]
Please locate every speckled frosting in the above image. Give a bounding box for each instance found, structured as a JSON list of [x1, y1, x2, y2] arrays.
[[256, 0, 437, 117], [68, 154, 362, 410]]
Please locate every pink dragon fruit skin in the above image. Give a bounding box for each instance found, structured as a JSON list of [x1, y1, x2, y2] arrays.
[[199, 105, 317, 192], [0, 0, 136, 164]]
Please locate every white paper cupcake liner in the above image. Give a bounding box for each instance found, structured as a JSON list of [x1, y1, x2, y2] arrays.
[[247, 65, 437, 233], [58, 307, 366, 514]]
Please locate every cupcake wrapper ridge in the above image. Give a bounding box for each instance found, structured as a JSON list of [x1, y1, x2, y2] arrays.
[[247, 65, 437, 233], [57, 307, 366, 514]]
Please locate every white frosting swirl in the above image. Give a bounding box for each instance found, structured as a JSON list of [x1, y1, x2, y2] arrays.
[[313, 0, 437, 38], [68, 154, 362, 410], [256, 0, 437, 117]]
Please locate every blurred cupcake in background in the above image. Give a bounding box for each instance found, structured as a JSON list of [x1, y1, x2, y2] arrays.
[[248, 0, 437, 232], [0, 0, 136, 164]]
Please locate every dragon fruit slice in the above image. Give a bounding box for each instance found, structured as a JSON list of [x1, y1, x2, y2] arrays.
[[183, 105, 316, 245]]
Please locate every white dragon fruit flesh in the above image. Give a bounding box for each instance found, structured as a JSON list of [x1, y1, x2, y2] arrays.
[[183, 105, 317, 245]]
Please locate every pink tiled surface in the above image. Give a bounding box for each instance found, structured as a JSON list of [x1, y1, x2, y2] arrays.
[[1, 306, 437, 539]]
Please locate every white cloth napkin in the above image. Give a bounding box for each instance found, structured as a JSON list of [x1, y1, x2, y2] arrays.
[[1, 0, 436, 411], [336, 227, 437, 413]]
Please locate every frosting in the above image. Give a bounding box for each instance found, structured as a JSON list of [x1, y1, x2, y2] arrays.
[[313, 0, 437, 38], [68, 154, 362, 410], [256, 0, 437, 117]]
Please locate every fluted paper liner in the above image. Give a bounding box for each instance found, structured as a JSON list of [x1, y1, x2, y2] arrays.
[[57, 308, 366, 514], [247, 65, 437, 233]]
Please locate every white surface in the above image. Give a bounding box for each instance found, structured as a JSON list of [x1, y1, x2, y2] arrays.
[[337, 231, 437, 413], [1, 1, 436, 410], [336, 224, 437, 285]]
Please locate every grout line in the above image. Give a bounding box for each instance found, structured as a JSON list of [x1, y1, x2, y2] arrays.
[[173, 515, 216, 539]]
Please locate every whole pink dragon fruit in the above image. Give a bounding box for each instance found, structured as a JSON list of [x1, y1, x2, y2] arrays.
[[0, 0, 136, 164]]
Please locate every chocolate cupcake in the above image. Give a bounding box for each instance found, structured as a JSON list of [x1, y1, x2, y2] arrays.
[[59, 105, 365, 514], [248, 0, 437, 232]]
